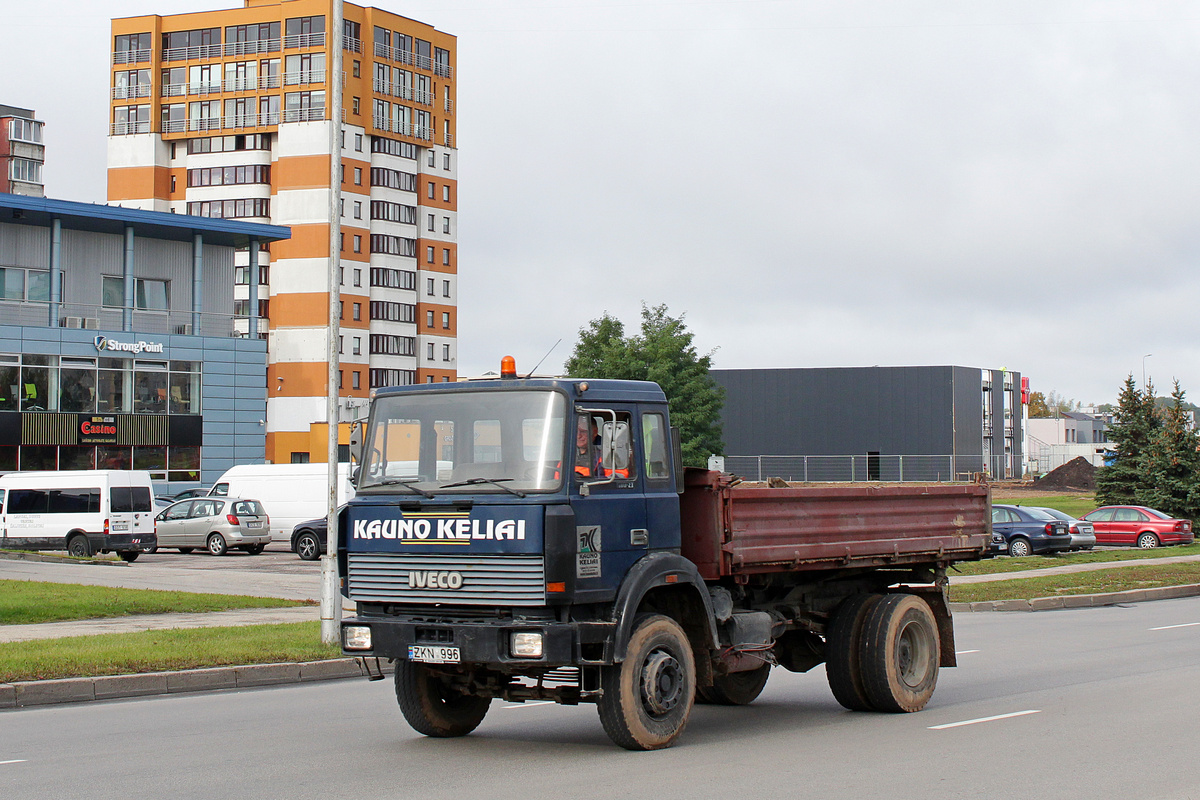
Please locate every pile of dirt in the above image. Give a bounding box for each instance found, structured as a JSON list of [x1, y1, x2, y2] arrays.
[[1033, 456, 1097, 491]]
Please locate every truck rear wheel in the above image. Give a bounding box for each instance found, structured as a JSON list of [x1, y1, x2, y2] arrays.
[[598, 614, 695, 750], [394, 661, 491, 737], [700, 664, 771, 705], [826, 593, 880, 711], [859, 593, 940, 713]]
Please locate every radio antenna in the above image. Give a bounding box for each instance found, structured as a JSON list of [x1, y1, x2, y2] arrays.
[[525, 338, 562, 378]]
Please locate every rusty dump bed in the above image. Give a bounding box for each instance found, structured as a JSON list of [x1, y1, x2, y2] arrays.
[[679, 469, 991, 581]]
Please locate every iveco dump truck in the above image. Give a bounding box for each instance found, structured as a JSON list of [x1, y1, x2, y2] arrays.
[[338, 359, 991, 750]]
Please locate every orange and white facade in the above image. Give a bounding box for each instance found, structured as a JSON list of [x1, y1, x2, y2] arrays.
[[107, 0, 457, 464]]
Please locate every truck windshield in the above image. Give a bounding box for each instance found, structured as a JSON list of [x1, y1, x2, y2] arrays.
[[358, 389, 567, 494]]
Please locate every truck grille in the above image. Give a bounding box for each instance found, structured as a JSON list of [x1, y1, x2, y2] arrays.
[[346, 553, 546, 606]]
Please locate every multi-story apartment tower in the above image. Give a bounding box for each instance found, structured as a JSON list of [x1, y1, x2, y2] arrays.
[[1, 105, 46, 197], [107, 0, 457, 464]]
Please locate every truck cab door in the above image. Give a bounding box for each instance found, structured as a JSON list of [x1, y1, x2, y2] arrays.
[[572, 406, 649, 602]]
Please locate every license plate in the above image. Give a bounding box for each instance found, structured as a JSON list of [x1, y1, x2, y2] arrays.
[[246, 521, 262, 528], [409, 645, 460, 664], [112, 521, 129, 532]]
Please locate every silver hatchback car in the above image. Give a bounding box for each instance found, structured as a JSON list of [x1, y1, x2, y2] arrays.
[[155, 497, 271, 556]]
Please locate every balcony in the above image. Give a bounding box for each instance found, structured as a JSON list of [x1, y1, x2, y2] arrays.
[[111, 85, 152, 100], [444, 98, 453, 114], [343, 35, 362, 54], [413, 125, 433, 142], [162, 43, 223, 63], [225, 37, 281, 56], [259, 74, 282, 90], [283, 32, 325, 50], [224, 76, 257, 92], [109, 120, 152, 135], [443, 133, 454, 147], [434, 61, 453, 79], [162, 83, 187, 98], [413, 89, 433, 106], [283, 69, 326, 86], [282, 106, 326, 123], [112, 48, 151, 65], [186, 81, 223, 96]]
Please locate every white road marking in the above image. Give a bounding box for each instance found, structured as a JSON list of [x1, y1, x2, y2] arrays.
[[0, 760, 28, 765], [501, 701, 555, 710], [929, 710, 1041, 730], [955, 649, 980, 655], [1150, 622, 1200, 631]]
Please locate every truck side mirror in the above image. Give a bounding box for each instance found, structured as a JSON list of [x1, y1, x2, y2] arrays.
[[349, 421, 363, 465], [671, 426, 684, 494]]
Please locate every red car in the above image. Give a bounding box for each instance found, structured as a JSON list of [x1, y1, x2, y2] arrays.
[[1080, 506, 1194, 549]]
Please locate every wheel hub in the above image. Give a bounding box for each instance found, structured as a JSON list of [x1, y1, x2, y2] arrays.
[[641, 649, 683, 716]]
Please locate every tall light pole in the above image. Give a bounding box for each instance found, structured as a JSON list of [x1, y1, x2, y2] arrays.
[[1142, 353, 1153, 390]]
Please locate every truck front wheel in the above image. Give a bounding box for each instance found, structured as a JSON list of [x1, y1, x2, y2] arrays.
[[859, 593, 940, 713], [395, 661, 491, 738], [598, 614, 695, 750]]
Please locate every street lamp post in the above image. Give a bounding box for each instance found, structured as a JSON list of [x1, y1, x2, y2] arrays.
[[1143, 353, 1153, 390]]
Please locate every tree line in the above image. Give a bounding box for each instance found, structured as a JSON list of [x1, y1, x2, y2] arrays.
[[1096, 376, 1200, 519]]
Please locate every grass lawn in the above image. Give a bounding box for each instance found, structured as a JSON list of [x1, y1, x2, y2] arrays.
[[949, 562, 1200, 603], [0, 622, 340, 682], [989, 493, 1098, 518], [954, 543, 1200, 576], [0, 580, 308, 626]]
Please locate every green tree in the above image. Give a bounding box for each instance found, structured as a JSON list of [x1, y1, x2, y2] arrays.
[[1141, 381, 1200, 518], [565, 304, 724, 467], [1095, 375, 1159, 506], [1027, 391, 1051, 418]]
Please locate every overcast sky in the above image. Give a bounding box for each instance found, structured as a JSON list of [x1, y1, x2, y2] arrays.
[[7, 0, 1200, 405]]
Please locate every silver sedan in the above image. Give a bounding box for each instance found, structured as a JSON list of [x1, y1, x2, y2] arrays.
[[154, 497, 271, 556], [1029, 506, 1097, 551]]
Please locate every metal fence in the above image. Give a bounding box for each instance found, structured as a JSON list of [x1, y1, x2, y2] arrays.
[[724, 454, 1020, 483]]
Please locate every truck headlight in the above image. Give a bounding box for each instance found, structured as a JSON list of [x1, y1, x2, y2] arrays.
[[343, 625, 372, 651], [511, 632, 543, 658]]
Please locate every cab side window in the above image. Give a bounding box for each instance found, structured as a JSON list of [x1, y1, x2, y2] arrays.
[[642, 413, 670, 481], [576, 412, 636, 481]]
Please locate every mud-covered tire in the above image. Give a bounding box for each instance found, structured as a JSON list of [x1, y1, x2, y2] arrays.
[[826, 593, 881, 711], [66, 534, 92, 559], [117, 551, 139, 562], [394, 661, 491, 737], [701, 664, 771, 705], [859, 593, 940, 713], [598, 614, 696, 750]]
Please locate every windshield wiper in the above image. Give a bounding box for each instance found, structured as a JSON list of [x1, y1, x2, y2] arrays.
[[371, 477, 436, 498], [439, 477, 526, 498]]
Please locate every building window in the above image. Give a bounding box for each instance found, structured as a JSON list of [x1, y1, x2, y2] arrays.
[[339, 335, 344, 355], [354, 167, 362, 185], [427, 181, 435, 199], [442, 279, 450, 297], [353, 60, 361, 77], [426, 278, 435, 296], [427, 342, 434, 360], [427, 149, 436, 167], [443, 185, 450, 202], [370, 234, 417, 257], [353, 234, 362, 253], [426, 375, 435, 384], [102, 277, 169, 311], [442, 311, 450, 329], [291, 452, 311, 464], [426, 310, 434, 327], [427, 214, 434, 232], [352, 337, 361, 356], [442, 248, 450, 266], [355, 133, 363, 151], [353, 268, 362, 287], [353, 201, 362, 219], [443, 152, 451, 170], [352, 371, 361, 389], [426, 246, 434, 263], [442, 217, 450, 234], [352, 303, 362, 321], [442, 344, 450, 362], [352, 96, 361, 115], [338, 370, 343, 389], [0, 268, 55, 302]]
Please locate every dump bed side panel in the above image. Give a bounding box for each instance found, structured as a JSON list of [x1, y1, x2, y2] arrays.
[[680, 470, 990, 580]]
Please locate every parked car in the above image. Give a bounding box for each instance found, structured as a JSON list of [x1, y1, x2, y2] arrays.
[[1027, 507, 1096, 551], [172, 487, 212, 501], [1079, 506, 1194, 549], [291, 517, 327, 561], [154, 497, 271, 556], [990, 504, 1073, 557]]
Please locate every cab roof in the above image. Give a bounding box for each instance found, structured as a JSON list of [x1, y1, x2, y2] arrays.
[[373, 377, 668, 405]]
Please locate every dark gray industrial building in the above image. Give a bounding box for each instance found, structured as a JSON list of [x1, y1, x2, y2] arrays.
[[712, 366, 1022, 482]]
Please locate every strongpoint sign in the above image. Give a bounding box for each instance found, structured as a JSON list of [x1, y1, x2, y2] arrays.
[[93, 335, 165, 355]]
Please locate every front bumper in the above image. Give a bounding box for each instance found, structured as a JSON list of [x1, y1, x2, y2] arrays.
[[341, 614, 616, 668]]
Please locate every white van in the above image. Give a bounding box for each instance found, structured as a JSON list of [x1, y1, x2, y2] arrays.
[[0, 470, 157, 561], [209, 463, 355, 543]]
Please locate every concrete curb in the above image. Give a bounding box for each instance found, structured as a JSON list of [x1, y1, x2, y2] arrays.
[[0, 657, 394, 710], [0, 550, 129, 567], [949, 582, 1200, 612]]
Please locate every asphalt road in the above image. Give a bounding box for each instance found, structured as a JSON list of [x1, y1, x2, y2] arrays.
[[3, 597, 1199, 800]]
